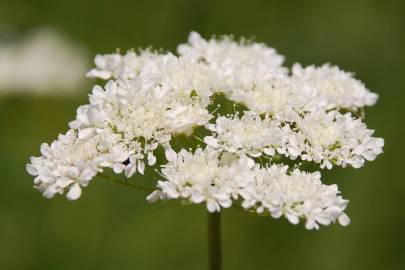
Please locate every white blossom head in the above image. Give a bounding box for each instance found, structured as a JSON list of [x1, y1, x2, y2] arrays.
[[27, 32, 384, 230]]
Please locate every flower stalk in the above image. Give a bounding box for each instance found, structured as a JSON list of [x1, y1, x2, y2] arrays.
[[98, 173, 154, 192], [208, 212, 222, 270]]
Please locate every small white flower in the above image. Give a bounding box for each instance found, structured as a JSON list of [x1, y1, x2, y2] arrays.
[[204, 112, 287, 158], [296, 110, 384, 169], [165, 105, 212, 135], [27, 130, 102, 200], [292, 63, 378, 109], [87, 50, 159, 80], [177, 31, 287, 96], [154, 148, 234, 213], [67, 183, 82, 201]]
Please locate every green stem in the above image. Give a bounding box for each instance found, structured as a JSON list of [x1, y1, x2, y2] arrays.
[[193, 135, 206, 144], [98, 173, 155, 192], [208, 212, 222, 270]]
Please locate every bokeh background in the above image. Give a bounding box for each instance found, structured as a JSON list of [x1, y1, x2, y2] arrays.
[[0, 0, 404, 269]]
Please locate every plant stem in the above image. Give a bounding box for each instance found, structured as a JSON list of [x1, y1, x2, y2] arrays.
[[98, 173, 155, 192], [208, 212, 222, 270]]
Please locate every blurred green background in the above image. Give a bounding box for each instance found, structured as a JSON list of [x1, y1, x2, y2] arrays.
[[0, 0, 404, 269]]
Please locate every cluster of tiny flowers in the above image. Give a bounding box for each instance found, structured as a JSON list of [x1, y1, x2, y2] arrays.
[[148, 148, 349, 230], [0, 28, 89, 95], [27, 32, 384, 229], [205, 110, 384, 169]]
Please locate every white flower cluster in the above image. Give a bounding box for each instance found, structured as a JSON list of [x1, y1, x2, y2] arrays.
[[27, 32, 384, 229], [149, 148, 350, 230], [205, 110, 384, 169], [0, 28, 89, 95]]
